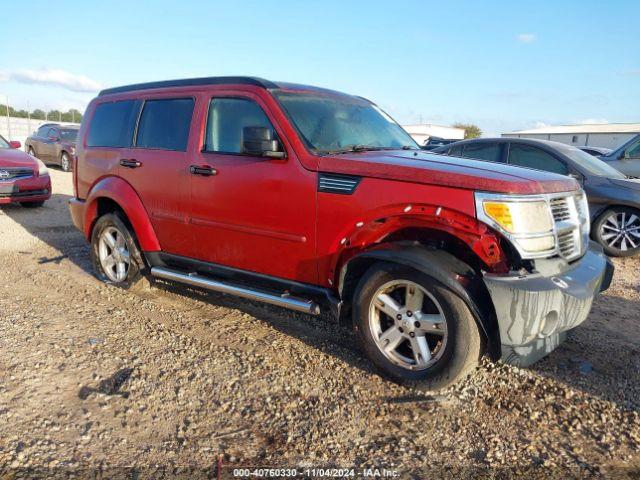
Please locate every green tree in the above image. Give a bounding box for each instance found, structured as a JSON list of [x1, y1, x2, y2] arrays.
[[47, 110, 62, 122], [453, 122, 483, 139], [31, 109, 46, 120]]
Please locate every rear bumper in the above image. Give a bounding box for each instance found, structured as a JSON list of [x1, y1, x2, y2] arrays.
[[0, 174, 51, 204], [483, 241, 613, 366], [69, 197, 86, 233]]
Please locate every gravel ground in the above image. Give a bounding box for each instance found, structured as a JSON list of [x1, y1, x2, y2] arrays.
[[0, 169, 639, 479]]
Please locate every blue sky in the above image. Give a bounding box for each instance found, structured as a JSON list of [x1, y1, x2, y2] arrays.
[[0, 0, 638, 135]]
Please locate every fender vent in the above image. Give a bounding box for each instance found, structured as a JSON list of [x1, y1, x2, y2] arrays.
[[318, 173, 361, 195]]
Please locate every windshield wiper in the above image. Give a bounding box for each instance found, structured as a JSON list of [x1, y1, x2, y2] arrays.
[[325, 145, 386, 154]]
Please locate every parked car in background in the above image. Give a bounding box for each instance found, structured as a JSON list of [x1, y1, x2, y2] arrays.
[[420, 137, 460, 151], [434, 138, 640, 257], [598, 133, 640, 178], [0, 134, 51, 208], [25, 124, 79, 172], [578, 146, 612, 157], [69, 76, 612, 390]]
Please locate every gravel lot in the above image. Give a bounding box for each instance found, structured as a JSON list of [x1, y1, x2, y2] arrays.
[[1, 169, 639, 479]]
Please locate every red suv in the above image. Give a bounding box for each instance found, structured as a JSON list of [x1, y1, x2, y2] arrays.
[[69, 77, 613, 389]]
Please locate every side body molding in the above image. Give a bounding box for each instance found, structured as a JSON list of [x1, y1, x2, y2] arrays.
[[83, 176, 161, 252]]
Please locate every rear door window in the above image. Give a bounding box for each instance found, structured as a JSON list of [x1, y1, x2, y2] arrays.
[[508, 144, 568, 175], [461, 142, 504, 162], [87, 100, 140, 148], [135, 98, 195, 151]]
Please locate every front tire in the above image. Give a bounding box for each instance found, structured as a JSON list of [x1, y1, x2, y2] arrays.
[[90, 213, 145, 289], [593, 207, 640, 257], [28, 147, 36, 158], [61, 152, 72, 172], [353, 262, 482, 391]]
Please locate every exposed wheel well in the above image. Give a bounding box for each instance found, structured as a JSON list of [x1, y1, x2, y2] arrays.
[[338, 235, 502, 360]]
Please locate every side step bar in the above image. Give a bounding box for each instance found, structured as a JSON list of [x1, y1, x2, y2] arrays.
[[150, 267, 321, 316]]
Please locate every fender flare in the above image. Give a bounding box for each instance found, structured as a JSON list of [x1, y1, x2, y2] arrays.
[[339, 242, 501, 360], [84, 176, 161, 252]]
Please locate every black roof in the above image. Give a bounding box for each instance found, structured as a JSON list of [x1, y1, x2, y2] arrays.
[[99, 76, 279, 96]]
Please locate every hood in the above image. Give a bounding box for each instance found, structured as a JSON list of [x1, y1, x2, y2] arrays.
[[318, 150, 579, 195], [0, 148, 38, 169], [609, 177, 640, 191]]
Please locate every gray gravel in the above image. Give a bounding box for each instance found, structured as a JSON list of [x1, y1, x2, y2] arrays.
[[0, 169, 639, 479]]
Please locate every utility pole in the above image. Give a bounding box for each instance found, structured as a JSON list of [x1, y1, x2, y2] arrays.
[[27, 101, 31, 134], [5, 95, 11, 140]]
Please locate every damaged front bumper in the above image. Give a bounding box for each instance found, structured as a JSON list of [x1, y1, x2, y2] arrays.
[[483, 241, 614, 367]]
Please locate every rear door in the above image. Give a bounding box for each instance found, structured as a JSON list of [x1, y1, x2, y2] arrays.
[[126, 96, 197, 258]]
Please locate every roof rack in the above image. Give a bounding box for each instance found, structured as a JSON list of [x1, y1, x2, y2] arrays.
[[99, 76, 278, 96]]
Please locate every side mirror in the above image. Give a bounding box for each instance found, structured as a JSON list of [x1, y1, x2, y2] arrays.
[[242, 127, 285, 159], [9, 141, 21, 149], [568, 172, 584, 184], [48, 136, 59, 142]]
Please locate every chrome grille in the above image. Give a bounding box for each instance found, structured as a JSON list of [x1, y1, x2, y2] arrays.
[[549, 191, 588, 261], [0, 168, 33, 180], [550, 197, 571, 222], [557, 230, 576, 258]]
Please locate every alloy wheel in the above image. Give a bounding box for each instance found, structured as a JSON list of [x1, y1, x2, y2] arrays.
[[600, 211, 640, 252], [98, 226, 131, 282], [369, 280, 448, 371]]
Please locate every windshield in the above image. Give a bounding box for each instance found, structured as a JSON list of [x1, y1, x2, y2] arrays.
[[559, 144, 626, 178], [0, 135, 9, 149], [60, 129, 78, 142], [273, 91, 418, 153]]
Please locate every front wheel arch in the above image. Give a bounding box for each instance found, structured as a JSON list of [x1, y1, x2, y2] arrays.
[[339, 242, 501, 361]]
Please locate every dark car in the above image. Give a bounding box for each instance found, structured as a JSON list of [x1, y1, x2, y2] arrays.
[[25, 123, 79, 172], [420, 137, 460, 151], [434, 138, 640, 257], [578, 146, 612, 157], [597, 134, 640, 178]]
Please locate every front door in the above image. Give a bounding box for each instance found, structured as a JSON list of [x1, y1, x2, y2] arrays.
[[608, 137, 640, 178], [189, 93, 317, 284]]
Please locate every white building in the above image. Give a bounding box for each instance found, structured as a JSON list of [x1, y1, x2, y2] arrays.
[[403, 124, 465, 146], [502, 123, 640, 150]]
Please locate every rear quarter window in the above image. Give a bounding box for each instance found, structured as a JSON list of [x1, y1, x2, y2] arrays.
[[87, 100, 139, 148], [135, 98, 195, 151]]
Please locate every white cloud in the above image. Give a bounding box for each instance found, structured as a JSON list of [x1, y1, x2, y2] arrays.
[[576, 118, 609, 125], [516, 33, 536, 43], [0, 68, 102, 93]]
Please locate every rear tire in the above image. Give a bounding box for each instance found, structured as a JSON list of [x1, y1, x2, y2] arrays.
[[593, 207, 640, 257], [28, 147, 36, 158], [90, 213, 146, 290], [353, 262, 482, 391], [20, 201, 45, 208], [61, 152, 72, 172]]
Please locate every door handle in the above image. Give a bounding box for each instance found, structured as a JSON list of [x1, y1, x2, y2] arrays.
[[120, 159, 142, 168], [189, 165, 218, 176]]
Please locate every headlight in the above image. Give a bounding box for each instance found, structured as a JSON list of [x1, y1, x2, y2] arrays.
[[476, 193, 556, 257], [36, 158, 49, 176]]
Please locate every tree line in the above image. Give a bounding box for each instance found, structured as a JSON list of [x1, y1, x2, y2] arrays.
[[0, 104, 83, 123]]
